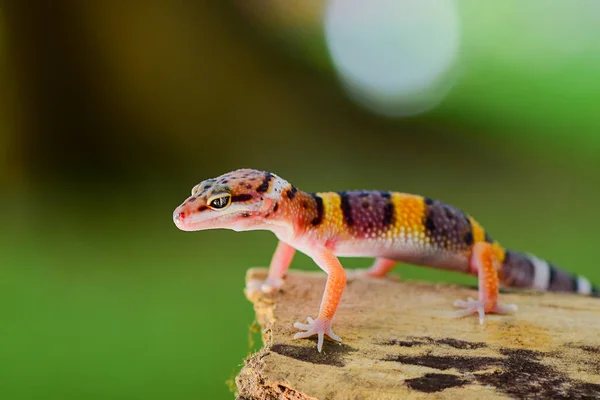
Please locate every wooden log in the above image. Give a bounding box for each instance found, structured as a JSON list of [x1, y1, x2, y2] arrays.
[[236, 268, 600, 399]]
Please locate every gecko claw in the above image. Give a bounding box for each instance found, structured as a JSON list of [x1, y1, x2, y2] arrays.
[[453, 297, 486, 324], [293, 316, 341, 352], [453, 297, 518, 324]]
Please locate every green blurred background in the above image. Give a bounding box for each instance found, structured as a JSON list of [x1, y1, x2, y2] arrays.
[[1, 1, 599, 398]]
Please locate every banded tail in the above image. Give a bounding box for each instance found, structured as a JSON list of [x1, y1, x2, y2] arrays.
[[501, 250, 599, 297]]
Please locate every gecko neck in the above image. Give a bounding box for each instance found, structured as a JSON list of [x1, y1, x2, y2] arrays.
[[261, 188, 321, 242]]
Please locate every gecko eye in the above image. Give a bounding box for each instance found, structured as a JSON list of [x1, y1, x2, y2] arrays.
[[207, 194, 231, 210]]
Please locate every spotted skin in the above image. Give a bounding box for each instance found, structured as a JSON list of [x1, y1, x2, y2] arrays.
[[173, 169, 598, 352], [423, 199, 473, 252], [340, 191, 393, 237]]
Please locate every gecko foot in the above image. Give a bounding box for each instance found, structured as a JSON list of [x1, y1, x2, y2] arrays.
[[453, 297, 518, 325], [345, 269, 371, 281], [246, 277, 284, 295], [293, 316, 341, 352]]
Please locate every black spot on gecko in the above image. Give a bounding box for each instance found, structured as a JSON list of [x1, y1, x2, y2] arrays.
[[443, 205, 454, 219], [362, 201, 369, 209], [338, 192, 354, 226], [358, 191, 370, 197], [383, 201, 394, 226], [423, 201, 472, 250], [379, 191, 391, 199], [256, 172, 273, 193], [270, 343, 354, 367], [425, 215, 436, 232], [502, 251, 536, 288], [285, 186, 297, 200], [197, 205, 208, 212], [546, 263, 579, 292], [273, 202, 279, 212], [311, 194, 324, 226], [424, 196, 434, 206], [464, 231, 474, 246], [231, 194, 253, 202], [548, 264, 558, 288], [570, 274, 580, 293], [405, 374, 467, 393], [188, 197, 196, 203]]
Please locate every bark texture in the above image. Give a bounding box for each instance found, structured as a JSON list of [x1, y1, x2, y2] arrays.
[[236, 268, 600, 399]]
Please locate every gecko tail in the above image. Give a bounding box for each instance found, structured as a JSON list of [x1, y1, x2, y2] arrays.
[[500, 250, 599, 297]]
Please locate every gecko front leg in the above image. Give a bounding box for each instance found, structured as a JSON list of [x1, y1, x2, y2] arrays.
[[247, 240, 295, 294], [293, 248, 347, 352]]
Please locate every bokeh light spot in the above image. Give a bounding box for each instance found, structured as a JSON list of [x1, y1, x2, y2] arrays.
[[324, 0, 460, 117]]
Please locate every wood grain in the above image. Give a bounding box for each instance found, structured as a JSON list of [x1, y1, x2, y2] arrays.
[[236, 268, 600, 399]]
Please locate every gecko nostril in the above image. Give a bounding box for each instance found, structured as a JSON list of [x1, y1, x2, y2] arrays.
[[179, 212, 187, 220]]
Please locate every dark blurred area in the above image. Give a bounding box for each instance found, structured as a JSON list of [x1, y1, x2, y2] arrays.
[[1, 1, 599, 399]]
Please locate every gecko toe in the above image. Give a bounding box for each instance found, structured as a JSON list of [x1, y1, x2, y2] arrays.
[[293, 316, 342, 351]]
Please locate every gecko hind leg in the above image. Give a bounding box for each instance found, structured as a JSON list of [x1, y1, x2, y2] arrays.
[[453, 242, 518, 324], [347, 257, 397, 280]]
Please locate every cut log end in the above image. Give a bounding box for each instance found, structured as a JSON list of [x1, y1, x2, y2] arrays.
[[236, 268, 600, 399]]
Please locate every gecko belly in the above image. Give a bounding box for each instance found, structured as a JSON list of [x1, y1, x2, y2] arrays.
[[333, 240, 471, 273]]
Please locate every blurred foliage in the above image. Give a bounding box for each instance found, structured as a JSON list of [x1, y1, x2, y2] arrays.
[[236, 0, 330, 69], [0, 1, 599, 399]]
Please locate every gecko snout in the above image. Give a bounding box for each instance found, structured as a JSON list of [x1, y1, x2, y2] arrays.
[[173, 208, 187, 227]]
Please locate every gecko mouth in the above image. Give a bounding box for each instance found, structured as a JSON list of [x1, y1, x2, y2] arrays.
[[173, 216, 211, 232], [172, 208, 228, 231]]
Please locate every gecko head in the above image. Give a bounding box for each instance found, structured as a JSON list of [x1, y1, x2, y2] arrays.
[[173, 169, 289, 232]]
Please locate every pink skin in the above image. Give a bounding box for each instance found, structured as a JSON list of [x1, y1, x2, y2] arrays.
[[345, 257, 397, 281], [173, 173, 345, 352], [246, 241, 296, 293], [366, 258, 397, 277], [173, 196, 274, 233], [292, 248, 346, 351]]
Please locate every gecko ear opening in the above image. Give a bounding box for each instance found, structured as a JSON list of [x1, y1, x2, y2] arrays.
[[261, 198, 273, 213]]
